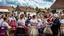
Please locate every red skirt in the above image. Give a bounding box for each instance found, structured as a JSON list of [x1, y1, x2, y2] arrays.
[[10, 22, 16, 30]]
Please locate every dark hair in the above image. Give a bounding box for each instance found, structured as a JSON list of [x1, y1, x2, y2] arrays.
[[44, 15, 47, 18], [28, 14, 30, 15], [32, 15, 36, 19], [3, 17, 7, 21]]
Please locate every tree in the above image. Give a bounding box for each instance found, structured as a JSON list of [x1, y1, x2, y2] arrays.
[[35, 7, 41, 13], [45, 7, 47, 10], [35, 7, 39, 11]]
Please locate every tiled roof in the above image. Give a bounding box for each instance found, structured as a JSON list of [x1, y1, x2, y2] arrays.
[[16, 6, 36, 12], [0, 6, 13, 12], [51, 0, 64, 9], [40, 8, 47, 12]]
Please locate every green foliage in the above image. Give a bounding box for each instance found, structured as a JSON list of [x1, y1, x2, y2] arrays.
[[35, 7, 41, 13], [35, 7, 39, 11]]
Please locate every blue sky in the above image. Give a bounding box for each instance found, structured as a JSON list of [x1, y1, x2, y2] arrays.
[[0, 0, 55, 8]]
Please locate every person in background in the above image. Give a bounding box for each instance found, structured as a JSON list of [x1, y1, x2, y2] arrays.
[[25, 14, 31, 26], [0, 17, 11, 36], [43, 14, 53, 36], [27, 14, 31, 20], [51, 13, 60, 36], [28, 15, 39, 36], [0, 15, 4, 29], [37, 19, 44, 36], [15, 14, 26, 36], [9, 14, 16, 33], [60, 16, 64, 36]]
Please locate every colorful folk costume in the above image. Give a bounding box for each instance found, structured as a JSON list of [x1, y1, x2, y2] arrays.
[[37, 19, 45, 36], [0, 21, 11, 36], [43, 18, 53, 36], [9, 17, 16, 31], [15, 19, 26, 36], [28, 19, 39, 36], [60, 19, 64, 36]]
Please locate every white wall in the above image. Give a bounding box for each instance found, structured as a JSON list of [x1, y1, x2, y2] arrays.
[[56, 9, 63, 13], [14, 11, 36, 17], [26, 12, 36, 16]]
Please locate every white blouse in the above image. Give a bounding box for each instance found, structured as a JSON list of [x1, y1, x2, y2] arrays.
[[2, 21, 11, 29], [0, 18, 4, 27], [8, 17, 16, 22], [60, 19, 64, 24], [29, 19, 38, 26], [17, 19, 25, 28]]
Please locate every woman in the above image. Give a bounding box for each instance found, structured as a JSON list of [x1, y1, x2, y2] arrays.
[[60, 16, 64, 36], [51, 14, 60, 36], [15, 14, 26, 36], [43, 15, 53, 36], [37, 18, 44, 36], [0, 17, 11, 36], [9, 14, 16, 32], [0, 15, 4, 29], [28, 15, 39, 36]]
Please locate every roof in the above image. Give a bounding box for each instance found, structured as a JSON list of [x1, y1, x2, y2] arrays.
[[0, 9, 9, 12], [15, 6, 36, 12], [40, 8, 47, 12], [51, 0, 64, 9], [0, 6, 13, 12]]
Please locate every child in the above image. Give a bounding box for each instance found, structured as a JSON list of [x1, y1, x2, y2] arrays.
[[0, 17, 11, 36]]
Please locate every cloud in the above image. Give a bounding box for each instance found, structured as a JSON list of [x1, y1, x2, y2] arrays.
[[0, 0, 20, 7], [0, 0, 55, 8], [43, 0, 54, 2], [0, 0, 4, 4], [18, 0, 55, 8]]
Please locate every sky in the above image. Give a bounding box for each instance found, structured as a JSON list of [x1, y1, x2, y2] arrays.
[[0, 0, 56, 8]]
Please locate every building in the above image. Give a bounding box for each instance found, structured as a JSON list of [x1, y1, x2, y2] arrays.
[[38, 8, 47, 16], [50, 0, 64, 13], [15, 6, 36, 16], [0, 6, 13, 16]]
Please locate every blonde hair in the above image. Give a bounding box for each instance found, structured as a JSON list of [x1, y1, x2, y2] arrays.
[[20, 14, 25, 19]]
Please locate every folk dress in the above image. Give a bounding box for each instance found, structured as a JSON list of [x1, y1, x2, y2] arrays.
[[60, 19, 64, 36], [37, 18, 45, 34], [9, 17, 16, 30], [28, 19, 39, 36], [0, 18, 4, 27], [0, 21, 11, 36], [15, 19, 26, 36], [43, 18, 53, 35]]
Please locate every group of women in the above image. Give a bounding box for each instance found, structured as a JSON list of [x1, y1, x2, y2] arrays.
[[0, 12, 64, 36]]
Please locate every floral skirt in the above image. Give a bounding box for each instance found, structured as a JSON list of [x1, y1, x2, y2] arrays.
[[28, 26, 39, 36], [0, 28, 10, 36]]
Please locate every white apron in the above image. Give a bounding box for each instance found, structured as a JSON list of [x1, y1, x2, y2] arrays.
[[28, 26, 39, 36]]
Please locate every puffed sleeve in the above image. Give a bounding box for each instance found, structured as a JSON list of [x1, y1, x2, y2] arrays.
[[5, 23, 11, 29]]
